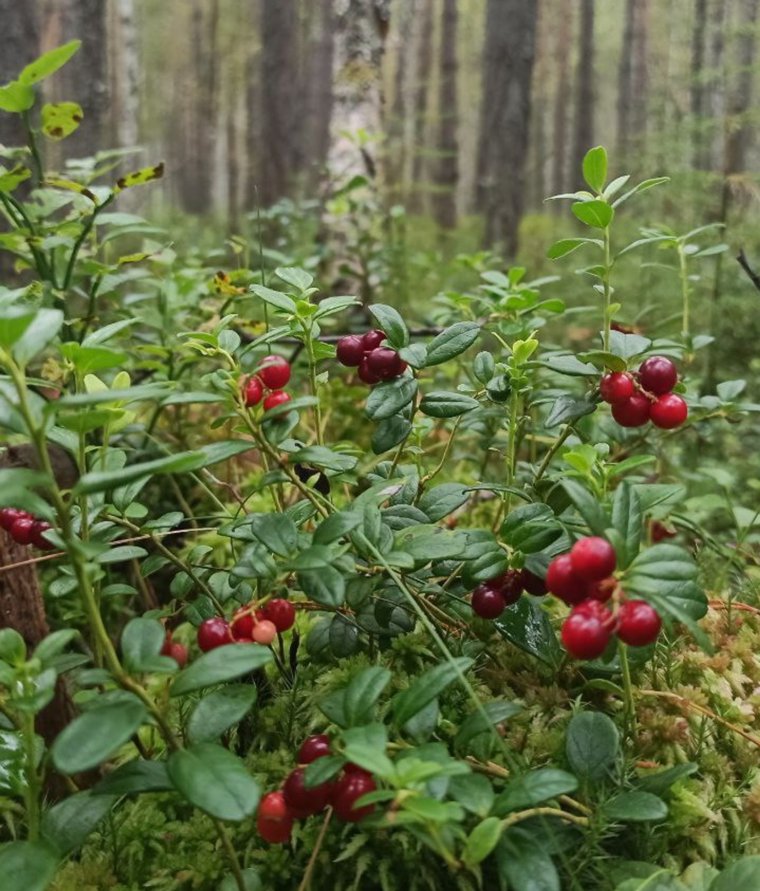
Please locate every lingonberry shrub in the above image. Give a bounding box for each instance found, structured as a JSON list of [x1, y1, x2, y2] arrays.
[[0, 54, 751, 890]]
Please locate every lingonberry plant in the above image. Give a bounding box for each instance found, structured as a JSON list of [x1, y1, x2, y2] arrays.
[[0, 42, 759, 891]]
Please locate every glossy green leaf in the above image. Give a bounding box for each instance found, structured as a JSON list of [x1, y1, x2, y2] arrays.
[[167, 743, 260, 821], [368, 303, 409, 348], [52, 697, 147, 774], [41, 790, 118, 855], [170, 644, 272, 697], [19, 40, 81, 84], [462, 816, 502, 867], [419, 391, 479, 418], [583, 146, 608, 192], [393, 658, 472, 726], [605, 791, 668, 823], [572, 199, 614, 229], [365, 377, 418, 420], [187, 685, 258, 744], [0, 841, 59, 891], [424, 322, 480, 366], [494, 769, 578, 815], [566, 711, 619, 781]]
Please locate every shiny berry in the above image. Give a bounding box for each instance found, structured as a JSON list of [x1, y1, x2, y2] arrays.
[[366, 347, 404, 381], [257, 355, 291, 390], [357, 356, 382, 385], [263, 598, 296, 632], [570, 537, 616, 582], [639, 356, 678, 395], [362, 329, 386, 351], [282, 767, 333, 818], [252, 619, 278, 645], [471, 584, 506, 619], [244, 376, 264, 407], [561, 601, 614, 659], [612, 393, 651, 427], [31, 520, 54, 550], [230, 608, 254, 642], [0, 508, 25, 531], [650, 520, 676, 543], [494, 569, 524, 605], [585, 577, 616, 602], [263, 390, 292, 412], [197, 617, 230, 652], [332, 767, 377, 822], [298, 734, 331, 765], [546, 554, 586, 605], [519, 569, 547, 597], [600, 372, 635, 405], [616, 600, 662, 646], [161, 637, 188, 668], [650, 393, 688, 429], [257, 791, 294, 844], [10, 516, 35, 545], [336, 335, 366, 367]]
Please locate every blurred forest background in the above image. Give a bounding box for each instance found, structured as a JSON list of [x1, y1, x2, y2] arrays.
[[3, 0, 759, 251]]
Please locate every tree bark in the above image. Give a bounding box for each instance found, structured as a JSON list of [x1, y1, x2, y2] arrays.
[[386, 0, 418, 200], [0, 2, 39, 148], [617, 0, 649, 161], [476, 0, 539, 254], [571, 0, 595, 188], [691, 0, 709, 168], [410, 0, 435, 210], [433, 0, 459, 228], [304, 0, 336, 193], [551, 2, 573, 200], [107, 0, 139, 150], [725, 0, 759, 175]]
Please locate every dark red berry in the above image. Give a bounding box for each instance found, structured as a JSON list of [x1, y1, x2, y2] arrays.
[[471, 584, 506, 619], [298, 734, 331, 765], [650, 520, 676, 543], [197, 617, 230, 652], [570, 537, 616, 582], [638, 356, 678, 395], [257, 791, 294, 844], [357, 356, 382, 385], [366, 347, 404, 381], [263, 598, 296, 632], [336, 335, 366, 367], [263, 390, 292, 412], [230, 608, 254, 642], [257, 355, 291, 390], [10, 516, 35, 546], [0, 508, 25, 531], [244, 376, 264, 407], [650, 393, 687, 429], [585, 577, 616, 602], [161, 636, 188, 668], [561, 600, 614, 660], [332, 767, 377, 822], [31, 520, 54, 550], [600, 372, 635, 405], [546, 554, 586, 605], [362, 330, 385, 352], [612, 393, 651, 427], [493, 569, 524, 605], [282, 767, 333, 818], [519, 569, 547, 597], [616, 600, 662, 646]]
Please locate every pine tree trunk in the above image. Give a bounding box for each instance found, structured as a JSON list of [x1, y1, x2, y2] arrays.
[[304, 0, 336, 193], [551, 3, 573, 200], [476, 0, 538, 254], [0, 2, 39, 148], [107, 0, 139, 150], [571, 0, 595, 188], [386, 0, 418, 200], [691, 0, 709, 168], [725, 0, 759, 175], [617, 0, 635, 158], [433, 0, 459, 228], [410, 0, 435, 210]]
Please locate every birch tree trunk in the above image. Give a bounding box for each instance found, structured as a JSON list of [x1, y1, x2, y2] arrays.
[[433, 0, 459, 228]]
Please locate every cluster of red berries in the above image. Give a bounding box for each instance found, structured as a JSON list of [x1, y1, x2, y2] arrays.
[[257, 734, 377, 844], [243, 355, 293, 412], [0, 508, 54, 550], [336, 329, 407, 385], [470, 567, 547, 619], [600, 356, 687, 429], [546, 536, 662, 659], [196, 598, 296, 652]]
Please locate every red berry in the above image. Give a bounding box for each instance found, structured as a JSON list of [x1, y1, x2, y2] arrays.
[[585, 577, 616, 602], [493, 569, 524, 605], [600, 372, 635, 405], [263, 598, 296, 632], [332, 768, 377, 822], [230, 608, 254, 642], [362, 330, 386, 351], [10, 516, 35, 546], [263, 390, 292, 412], [257, 791, 294, 844], [561, 600, 614, 660], [366, 347, 404, 381], [282, 767, 333, 818], [570, 537, 616, 582], [252, 619, 277, 645], [0, 508, 25, 531], [638, 356, 678, 395], [471, 583, 506, 619], [357, 356, 382, 385], [244, 375, 264, 408], [616, 600, 662, 646], [546, 554, 586, 605], [31, 520, 54, 550], [162, 638, 188, 668], [298, 734, 331, 764], [257, 355, 291, 390], [336, 335, 366, 367], [197, 617, 230, 652], [650, 393, 688, 429], [519, 569, 547, 597], [612, 393, 651, 427], [650, 520, 676, 543]]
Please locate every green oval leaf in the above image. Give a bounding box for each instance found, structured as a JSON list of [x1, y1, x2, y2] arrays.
[[170, 643, 272, 697], [52, 697, 147, 774], [167, 743, 260, 821]]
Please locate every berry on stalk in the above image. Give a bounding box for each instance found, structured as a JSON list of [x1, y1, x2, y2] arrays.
[[569, 536, 616, 582], [31, 520, 54, 550], [0, 508, 25, 531], [332, 767, 377, 823], [263, 598, 296, 632], [600, 372, 635, 405], [612, 393, 651, 427], [243, 376, 263, 407], [362, 330, 385, 352], [197, 617, 230, 652], [546, 554, 586, 605], [357, 357, 382, 385], [519, 569, 547, 597], [336, 335, 365, 367], [282, 767, 333, 818], [561, 600, 614, 660], [616, 600, 662, 646], [298, 734, 331, 765], [257, 355, 291, 390], [257, 791, 294, 844], [638, 356, 678, 395], [471, 583, 506, 619], [10, 516, 35, 546], [252, 619, 278, 645], [650, 394, 687, 429], [263, 390, 292, 412], [366, 347, 405, 381]]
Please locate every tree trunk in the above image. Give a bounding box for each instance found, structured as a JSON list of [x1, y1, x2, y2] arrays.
[[385, 0, 418, 200], [725, 0, 759, 175], [304, 0, 336, 193], [551, 2, 573, 200], [107, 0, 139, 150], [571, 0, 595, 188], [691, 0, 709, 168], [0, 2, 39, 148], [476, 0, 538, 254], [706, 0, 728, 172], [617, 0, 635, 158], [433, 0, 458, 228], [411, 0, 435, 210], [618, 0, 650, 161]]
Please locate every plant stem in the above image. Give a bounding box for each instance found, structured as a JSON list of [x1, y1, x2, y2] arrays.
[[303, 323, 324, 446], [23, 110, 44, 186], [22, 710, 40, 841], [619, 642, 636, 742], [500, 806, 588, 832], [213, 818, 247, 891], [602, 226, 612, 352], [297, 807, 332, 891], [678, 243, 690, 341], [534, 424, 574, 484]]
